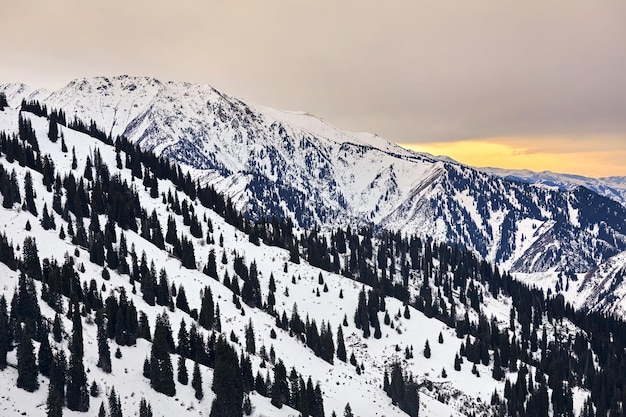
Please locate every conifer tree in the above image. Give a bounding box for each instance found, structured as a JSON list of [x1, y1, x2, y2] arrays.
[[199, 286, 214, 330], [0, 92, 7, 110], [176, 285, 190, 313], [67, 307, 89, 411], [46, 382, 63, 417], [177, 355, 188, 385], [38, 334, 53, 376], [271, 360, 289, 408], [192, 361, 203, 400], [204, 249, 218, 279], [245, 319, 256, 355], [149, 314, 176, 396], [108, 387, 123, 417], [0, 295, 9, 369], [48, 118, 58, 143], [21, 237, 43, 281], [98, 402, 106, 417], [23, 172, 37, 215], [17, 329, 39, 392], [97, 318, 112, 373], [336, 326, 346, 362], [139, 398, 153, 417], [210, 337, 243, 417], [50, 350, 67, 405]]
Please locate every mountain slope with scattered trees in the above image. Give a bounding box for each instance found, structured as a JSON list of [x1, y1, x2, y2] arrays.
[[0, 82, 625, 417]]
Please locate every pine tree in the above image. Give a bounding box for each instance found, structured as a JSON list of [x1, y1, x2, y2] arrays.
[[0, 92, 7, 111], [192, 361, 203, 400], [150, 313, 176, 396], [336, 326, 346, 362], [50, 350, 67, 406], [271, 360, 289, 408], [48, 118, 59, 143], [90, 381, 100, 397], [0, 295, 9, 369], [23, 172, 37, 215], [204, 250, 218, 279], [177, 355, 188, 385], [38, 334, 53, 376], [21, 237, 43, 282], [108, 387, 123, 417], [52, 313, 63, 343], [66, 308, 89, 411], [210, 336, 243, 417], [199, 286, 214, 330], [245, 319, 256, 355], [98, 402, 106, 417], [17, 329, 39, 392], [423, 340, 431, 358], [46, 382, 63, 417], [139, 398, 153, 417], [97, 318, 112, 373], [176, 285, 190, 313]]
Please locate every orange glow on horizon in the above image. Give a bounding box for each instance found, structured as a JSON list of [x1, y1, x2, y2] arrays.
[[399, 137, 626, 178]]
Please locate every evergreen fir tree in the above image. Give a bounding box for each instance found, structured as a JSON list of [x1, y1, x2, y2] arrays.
[[48, 118, 58, 143], [17, 329, 39, 392], [23, 172, 37, 215], [199, 286, 215, 330], [149, 314, 176, 396], [98, 402, 106, 417], [97, 319, 112, 373], [90, 381, 100, 397], [176, 285, 189, 313], [50, 350, 67, 405], [336, 326, 347, 362], [177, 355, 188, 385], [38, 334, 53, 377], [245, 319, 256, 355], [46, 382, 63, 417], [209, 336, 243, 417], [0, 295, 9, 369], [0, 92, 7, 111], [192, 361, 203, 400], [108, 387, 122, 417], [139, 398, 153, 417], [66, 308, 89, 411]]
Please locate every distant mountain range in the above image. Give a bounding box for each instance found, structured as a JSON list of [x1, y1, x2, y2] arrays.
[[482, 167, 626, 207]]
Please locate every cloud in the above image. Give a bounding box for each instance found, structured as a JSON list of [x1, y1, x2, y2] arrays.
[[400, 135, 626, 178], [1, 1, 625, 170]]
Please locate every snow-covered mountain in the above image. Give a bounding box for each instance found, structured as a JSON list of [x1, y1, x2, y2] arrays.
[[2, 76, 626, 276], [2, 78, 626, 417], [482, 167, 626, 208]]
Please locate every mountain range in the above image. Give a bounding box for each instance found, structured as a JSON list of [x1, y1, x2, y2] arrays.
[[3, 76, 626, 277], [1, 76, 626, 417]]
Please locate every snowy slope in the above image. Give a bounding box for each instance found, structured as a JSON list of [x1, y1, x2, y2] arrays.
[[2, 76, 626, 276], [2, 92, 621, 416], [0, 108, 493, 417]]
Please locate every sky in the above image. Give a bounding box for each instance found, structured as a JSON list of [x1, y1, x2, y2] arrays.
[[1, 1, 625, 177]]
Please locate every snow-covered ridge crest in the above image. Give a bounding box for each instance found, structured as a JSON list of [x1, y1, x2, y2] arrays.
[[3, 75, 626, 274]]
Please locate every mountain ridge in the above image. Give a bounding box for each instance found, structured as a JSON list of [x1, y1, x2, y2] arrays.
[[2, 82, 626, 416], [2, 75, 626, 276]]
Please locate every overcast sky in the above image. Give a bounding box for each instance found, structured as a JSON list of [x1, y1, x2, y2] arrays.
[[1, 1, 625, 176]]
